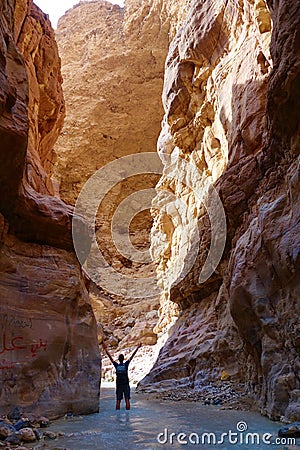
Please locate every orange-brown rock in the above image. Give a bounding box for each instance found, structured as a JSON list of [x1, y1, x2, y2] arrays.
[[0, 0, 79, 250], [53, 0, 173, 206], [16, 0, 65, 195], [140, 0, 300, 422], [0, 0, 100, 417], [52, 0, 189, 358], [0, 223, 99, 417]]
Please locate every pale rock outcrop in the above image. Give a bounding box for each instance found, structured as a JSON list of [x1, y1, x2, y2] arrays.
[[140, 0, 300, 422], [0, 0, 100, 417]]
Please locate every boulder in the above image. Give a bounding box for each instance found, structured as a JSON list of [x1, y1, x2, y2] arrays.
[[278, 422, 300, 439], [0, 422, 16, 439], [18, 427, 36, 443], [43, 430, 57, 440]]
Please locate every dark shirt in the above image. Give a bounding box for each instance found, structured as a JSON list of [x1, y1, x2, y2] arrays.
[[113, 360, 130, 385]]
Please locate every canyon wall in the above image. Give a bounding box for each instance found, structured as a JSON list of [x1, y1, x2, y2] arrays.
[[140, 0, 300, 422], [54, 0, 188, 207], [53, 0, 189, 353], [0, 0, 100, 417], [48, 0, 299, 420]]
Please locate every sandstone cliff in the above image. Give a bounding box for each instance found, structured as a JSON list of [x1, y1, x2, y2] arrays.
[[45, 0, 299, 421], [53, 0, 189, 353], [0, 0, 100, 417], [139, 0, 300, 422]]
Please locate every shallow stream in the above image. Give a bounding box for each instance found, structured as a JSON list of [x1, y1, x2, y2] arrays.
[[43, 385, 299, 450]]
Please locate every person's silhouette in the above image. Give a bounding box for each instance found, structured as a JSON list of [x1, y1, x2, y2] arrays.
[[102, 342, 142, 410]]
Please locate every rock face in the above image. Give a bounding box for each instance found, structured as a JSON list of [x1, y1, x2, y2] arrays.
[[53, 0, 188, 355], [139, 0, 300, 422], [0, 0, 100, 417], [53, 0, 187, 206]]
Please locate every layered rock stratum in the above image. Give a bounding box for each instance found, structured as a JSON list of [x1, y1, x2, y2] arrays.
[[139, 0, 300, 423], [0, 0, 100, 417]]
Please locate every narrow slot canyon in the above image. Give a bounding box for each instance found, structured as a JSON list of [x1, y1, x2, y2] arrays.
[[0, 0, 299, 448]]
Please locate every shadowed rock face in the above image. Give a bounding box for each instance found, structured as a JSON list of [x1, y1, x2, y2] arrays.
[[140, 0, 300, 421], [0, 0, 100, 418]]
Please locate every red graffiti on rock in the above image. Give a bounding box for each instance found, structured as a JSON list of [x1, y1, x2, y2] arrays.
[[30, 338, 48, 357], [0, 359, 14, 370], [0, 333, 48, 369], [0, 333, 27, 354]]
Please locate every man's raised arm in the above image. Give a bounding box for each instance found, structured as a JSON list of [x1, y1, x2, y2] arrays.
[[102, 342, 114, 364], [129, 343, 142, 362]]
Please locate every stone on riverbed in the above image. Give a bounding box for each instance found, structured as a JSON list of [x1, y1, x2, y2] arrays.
[[43, 430, 58, 440], [5, 432, 21, 445], [278, 422, 300, 438], [14, 419, 32, 431], [18, 427, 37, 442], [34, 428, 43, 440], [37, 417, 50, 428], [0, 422, 16, 438]]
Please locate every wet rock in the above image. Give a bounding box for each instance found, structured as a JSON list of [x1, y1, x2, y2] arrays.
[[33, 428, 43, 440], [14, 419, 32, 431], [18, 427, 37, 443], [0, 422, 16, 439], [0, 418, 13, 426], [278, 422, 300, 439], [37, 417, 50, 428], [57, 431, 66, 437], [43, 430, 57, 440], [5, 433, 21, 445], [284, 390, 300, 422]]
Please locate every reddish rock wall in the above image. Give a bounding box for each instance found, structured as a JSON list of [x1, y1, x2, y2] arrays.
[[0, 0, 100, 418]]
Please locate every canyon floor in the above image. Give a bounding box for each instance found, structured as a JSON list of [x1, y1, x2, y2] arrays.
[[21, 385, 298, 449]]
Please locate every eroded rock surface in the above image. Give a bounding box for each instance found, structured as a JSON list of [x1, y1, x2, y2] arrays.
[[140, 0, 300, 422], [0, 0, 100, 417], [53, 0, 189, 356]]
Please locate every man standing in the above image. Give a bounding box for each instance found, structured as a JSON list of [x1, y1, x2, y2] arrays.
[[102, 342, 142, 410]]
